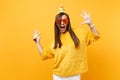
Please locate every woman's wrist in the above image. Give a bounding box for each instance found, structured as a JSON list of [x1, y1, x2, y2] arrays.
[[36, 41, 40, 45], [90, 24, 94, 29], [88, 23, 94, 29]]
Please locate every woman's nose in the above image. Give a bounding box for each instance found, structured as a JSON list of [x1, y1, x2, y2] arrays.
[[61, 20, 64, 24]]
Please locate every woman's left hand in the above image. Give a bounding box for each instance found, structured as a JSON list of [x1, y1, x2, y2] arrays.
[[80, 10, 93, 25]]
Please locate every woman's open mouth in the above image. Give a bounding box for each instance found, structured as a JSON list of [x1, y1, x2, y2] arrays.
[[59, 25, 66, 33]]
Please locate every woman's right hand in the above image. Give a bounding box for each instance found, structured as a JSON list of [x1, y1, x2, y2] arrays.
[[33, 29, 40, 43]]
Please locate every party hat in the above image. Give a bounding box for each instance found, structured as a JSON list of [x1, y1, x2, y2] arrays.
[[57, 4, 65, 14]]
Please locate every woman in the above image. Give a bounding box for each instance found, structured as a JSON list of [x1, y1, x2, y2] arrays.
[[33, 5, 100, 80]]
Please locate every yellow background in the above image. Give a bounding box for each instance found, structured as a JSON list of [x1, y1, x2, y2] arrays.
[[0, 0, 120, 80]]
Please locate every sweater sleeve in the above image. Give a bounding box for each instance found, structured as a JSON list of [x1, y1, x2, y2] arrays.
[[86, 30, 100, 45], [41, 41, 55, 60]]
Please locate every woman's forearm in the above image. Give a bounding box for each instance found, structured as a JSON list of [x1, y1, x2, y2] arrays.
[[36, 42, 43, 55], [89, 24, 99, 35]]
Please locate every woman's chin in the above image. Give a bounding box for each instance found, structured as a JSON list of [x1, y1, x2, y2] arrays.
[[60, 29, 67, 33]]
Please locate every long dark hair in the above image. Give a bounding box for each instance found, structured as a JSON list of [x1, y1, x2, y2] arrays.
[[54, 12, 80, 49]]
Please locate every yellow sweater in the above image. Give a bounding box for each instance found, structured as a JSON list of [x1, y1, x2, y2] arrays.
[[41, 28, 100, 77]]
